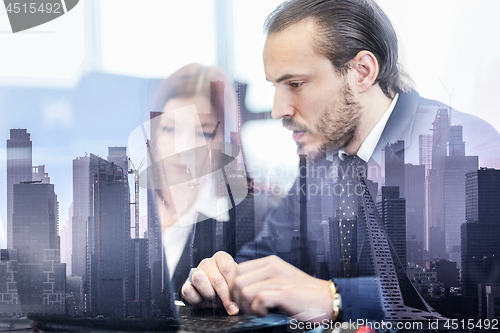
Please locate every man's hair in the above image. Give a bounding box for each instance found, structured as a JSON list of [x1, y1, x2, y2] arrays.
[[264, 0, 411, 98]]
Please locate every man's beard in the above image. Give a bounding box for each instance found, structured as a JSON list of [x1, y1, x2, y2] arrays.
[[284, 81, 362, 161]]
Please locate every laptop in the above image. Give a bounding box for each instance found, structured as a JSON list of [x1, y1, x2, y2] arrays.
[[31, 248, 288, 333]]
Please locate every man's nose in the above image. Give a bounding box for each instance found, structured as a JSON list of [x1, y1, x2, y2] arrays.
[[271, 91, 295, 120]]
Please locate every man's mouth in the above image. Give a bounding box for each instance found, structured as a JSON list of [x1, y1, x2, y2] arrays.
[[292, 130, 305, 141]]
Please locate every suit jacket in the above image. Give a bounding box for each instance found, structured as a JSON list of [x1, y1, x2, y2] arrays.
[[234, 89, 500, 320], [170, 218, 216, 293], [170, 196, 255, 293]]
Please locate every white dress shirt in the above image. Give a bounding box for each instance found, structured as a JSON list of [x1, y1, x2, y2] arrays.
[[162, 183, 230, 278], [340, 93, 399, 161]]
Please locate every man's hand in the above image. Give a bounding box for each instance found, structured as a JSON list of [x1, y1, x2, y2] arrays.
[[181, 251, 240, 315], [181, 253, 333, 322], [232, 255, 333, 322]]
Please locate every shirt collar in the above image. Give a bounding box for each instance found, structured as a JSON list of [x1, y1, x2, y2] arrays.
[[174, 180, 230, 228], [339, 93, 399, 161]]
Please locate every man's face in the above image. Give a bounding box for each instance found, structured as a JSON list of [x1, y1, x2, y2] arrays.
[[263, 19, 361, 159]]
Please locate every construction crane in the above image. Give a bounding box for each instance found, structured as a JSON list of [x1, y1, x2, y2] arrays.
[[128, 140, 149, 302], [440, 78, 455, 124], [129, 155, 146, 239]]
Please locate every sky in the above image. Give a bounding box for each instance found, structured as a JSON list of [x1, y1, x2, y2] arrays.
[[1, 0, 500, 248]]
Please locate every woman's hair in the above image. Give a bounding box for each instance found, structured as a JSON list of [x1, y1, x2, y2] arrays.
[[149, 64, 246, 210], [150, 64, 237, 140]]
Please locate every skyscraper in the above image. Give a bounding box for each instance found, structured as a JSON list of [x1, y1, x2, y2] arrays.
[[377, 186, 406, 269], [11, 179, 66, 314], [72, 154, 99, 279], [126, 238, 149, 317], [148, 112, 163, 299], [405, 163, 425, 265], [32, 165, 50, 183], [383, 140, 405, 198], [60, 203, 73, 276], [6, 129, 32, 248], [72, 149, 138, 316], [87, 157, 130, 316], [13, 182, 59, 263], [465, 168, 500, 224], [443, 152, 477, 261], [107, 147, 129, 174], [427, 109, 478, 261], [427, 109, 450, 259], [419, 134, 433, 171], [462, 168, 500, 308]]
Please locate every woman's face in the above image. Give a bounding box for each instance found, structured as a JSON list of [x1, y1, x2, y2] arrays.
[[152, 94, 219, 189]]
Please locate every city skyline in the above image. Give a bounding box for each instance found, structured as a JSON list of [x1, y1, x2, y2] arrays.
[[2, 80, 500, 320], [2, 102, 500, 318], [2, 0, 500, 326], [0, 0, 499, 263]]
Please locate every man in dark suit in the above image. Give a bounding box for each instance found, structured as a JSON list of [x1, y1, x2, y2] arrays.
[[181, 0, 500, 323]]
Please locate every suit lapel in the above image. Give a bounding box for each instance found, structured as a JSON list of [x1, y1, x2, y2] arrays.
[[372, 90, 421, 165]]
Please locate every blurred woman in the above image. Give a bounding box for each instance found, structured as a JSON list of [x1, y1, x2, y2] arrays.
[[147, 63, 246, 293]]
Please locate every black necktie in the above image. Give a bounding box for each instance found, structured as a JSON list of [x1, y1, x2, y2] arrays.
[[334, 154, 366, 277]]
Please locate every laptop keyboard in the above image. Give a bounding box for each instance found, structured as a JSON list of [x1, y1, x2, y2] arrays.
[[179, 313, 287, 332]]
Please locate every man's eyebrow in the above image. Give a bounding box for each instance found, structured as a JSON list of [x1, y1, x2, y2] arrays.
[[266, 74, 303, 84]]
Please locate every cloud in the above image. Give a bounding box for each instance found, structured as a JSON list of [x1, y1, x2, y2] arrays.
[[41, 98, 75, 130]]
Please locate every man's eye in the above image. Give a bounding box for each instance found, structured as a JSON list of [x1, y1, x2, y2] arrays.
[[289, 82, 303, 88]]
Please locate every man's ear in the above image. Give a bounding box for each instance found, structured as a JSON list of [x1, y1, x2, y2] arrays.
[[350, 51, 379, 93]]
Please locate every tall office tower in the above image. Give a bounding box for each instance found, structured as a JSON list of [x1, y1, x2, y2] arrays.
[[377, 186, 406, 268], [72, 154, 99, 279], [6, 129, 32, 248], [147, 112, 163, 298], [229, 120, 255, 253], [419, 134, 433, 252], [12, 181, 66, 314], [235, 82, 249, 124], [405, 163, 425, 265], [107, 147, 134, 236], [234, 179, 255, 253], [419, 134, 433, 171], [407, 239, 423, 267], [87, 158, 130, 316], [214, 79, 254, 257], [462, 168, 500, 314], [427, 109, 449, 259], [443, 152, 477, 262], [113, 146, 151, 316], [427, 109, 478, 261], [430, 108, 450, 170], [107, 147, 129, 178], [328, 213, 343, 277], [32, 165, 50, 183], [383, 140, 405, 198], [126, 238, 149, 317], [448, 125, 466, 156], [465, 168, 500, 224], [60, 203, 73, 275], [13, 182, 59, 262]]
